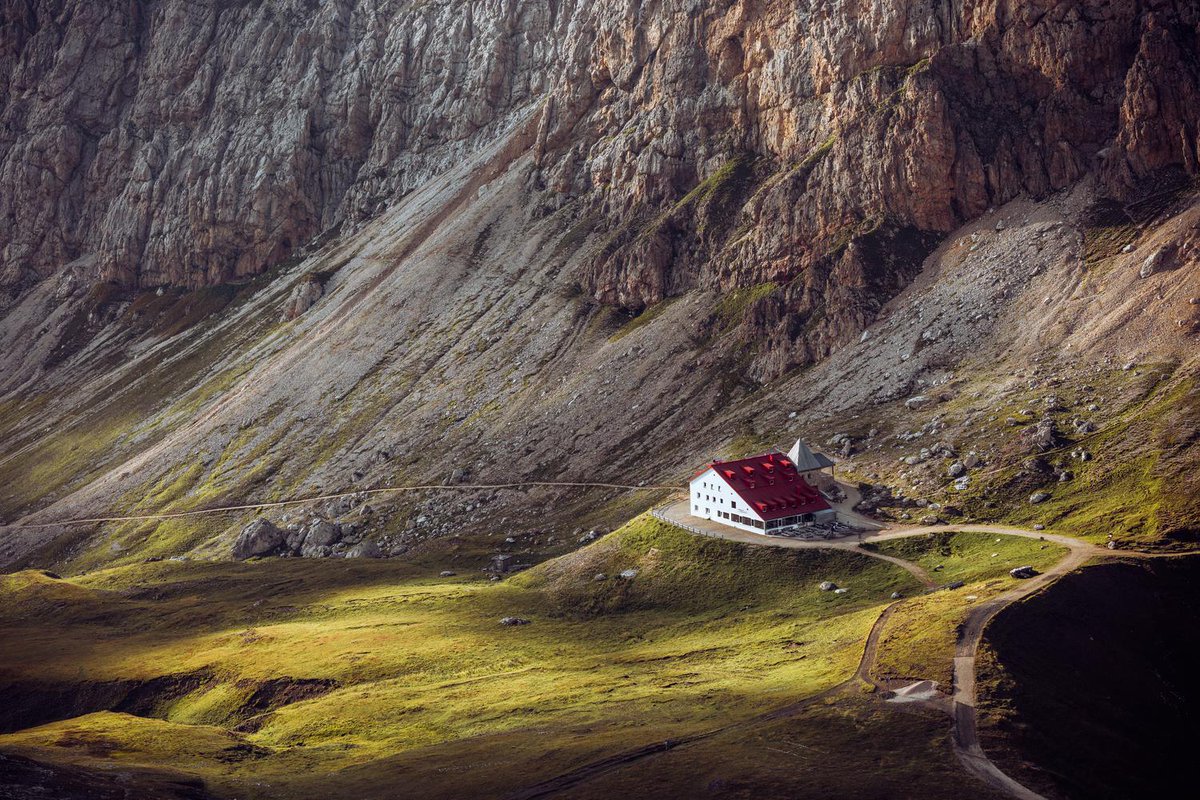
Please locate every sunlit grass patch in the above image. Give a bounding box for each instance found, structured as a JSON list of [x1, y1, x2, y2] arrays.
[[0, 515, 920, 798]]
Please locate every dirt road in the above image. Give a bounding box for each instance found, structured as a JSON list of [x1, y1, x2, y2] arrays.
[[654, 497, 1118, 800]]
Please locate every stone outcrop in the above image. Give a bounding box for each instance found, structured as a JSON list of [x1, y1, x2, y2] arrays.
[[232, 518, 286, 560]]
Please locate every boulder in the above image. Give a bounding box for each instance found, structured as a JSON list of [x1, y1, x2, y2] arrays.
[[346, 540, 382, 558], [500, 617, 530, 626], [947, 462, 965, 477], [618, 568, 639, 579], [819, 581, 838, 591], [1138, 248, 1165, 279], [1029, 491, 1051, 504], [890, 591, 903, 599], [302, 519, 340, 548], [1025, 418, 1062, 452], [593, 573, 607, 581], [232, 518, 286, 560], [440, 570, 456, 577], [1009, 566, 1037, 579], [905, 395, 932, 410]]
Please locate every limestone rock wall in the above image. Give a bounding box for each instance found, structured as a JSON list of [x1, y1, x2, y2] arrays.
[[2, 0, 1197, 376]]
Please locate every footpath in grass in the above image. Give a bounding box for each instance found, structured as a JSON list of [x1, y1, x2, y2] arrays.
[[866, 531, 1068, 685]]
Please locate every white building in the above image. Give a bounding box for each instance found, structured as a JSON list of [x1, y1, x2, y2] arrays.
[[689, 441, 836, 534]]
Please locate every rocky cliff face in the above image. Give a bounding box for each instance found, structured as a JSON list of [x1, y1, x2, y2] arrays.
[[1, 0, 559, 293], [4, 2, 1197, 376]]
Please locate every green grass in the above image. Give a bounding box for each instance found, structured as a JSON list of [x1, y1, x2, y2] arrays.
[[966, 376, 1200, 549], [870, 531, 1066, 586], [566, 694, 1008, 800], [868, 533, 1068, 685], [0, 516, 921, 799]]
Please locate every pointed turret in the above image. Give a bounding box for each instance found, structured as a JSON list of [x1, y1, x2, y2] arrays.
[[787, 439, 835, 472]]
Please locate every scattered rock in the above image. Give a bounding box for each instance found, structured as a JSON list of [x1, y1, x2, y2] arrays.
[[963, 453, 981, 469], [833, 587, 850, 594], [618, 568, 639, 579], [905, 395, 932, 410], [1029, 491, 1051, 504], [1033, 524, 1045, 531], [593, 573, 607, 581], [947, 462, 965, 477]]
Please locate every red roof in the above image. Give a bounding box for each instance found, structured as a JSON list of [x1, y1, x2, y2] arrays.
[[705, 452, 830, 521]]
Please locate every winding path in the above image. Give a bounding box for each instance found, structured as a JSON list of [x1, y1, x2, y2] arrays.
[[654, 496, 1118, 800]]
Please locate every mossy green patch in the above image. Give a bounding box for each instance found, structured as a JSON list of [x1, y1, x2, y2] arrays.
[[870, 531, 1066, 586], [607, 297, 679, 342], [713, 282, 778, 330]]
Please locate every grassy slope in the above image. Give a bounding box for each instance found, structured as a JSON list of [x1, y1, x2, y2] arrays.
[[0, 517, 921, 799], [567, 695, 1007, 800], [976, 555, 1200, 800], [867, 532, 1067, 685]]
